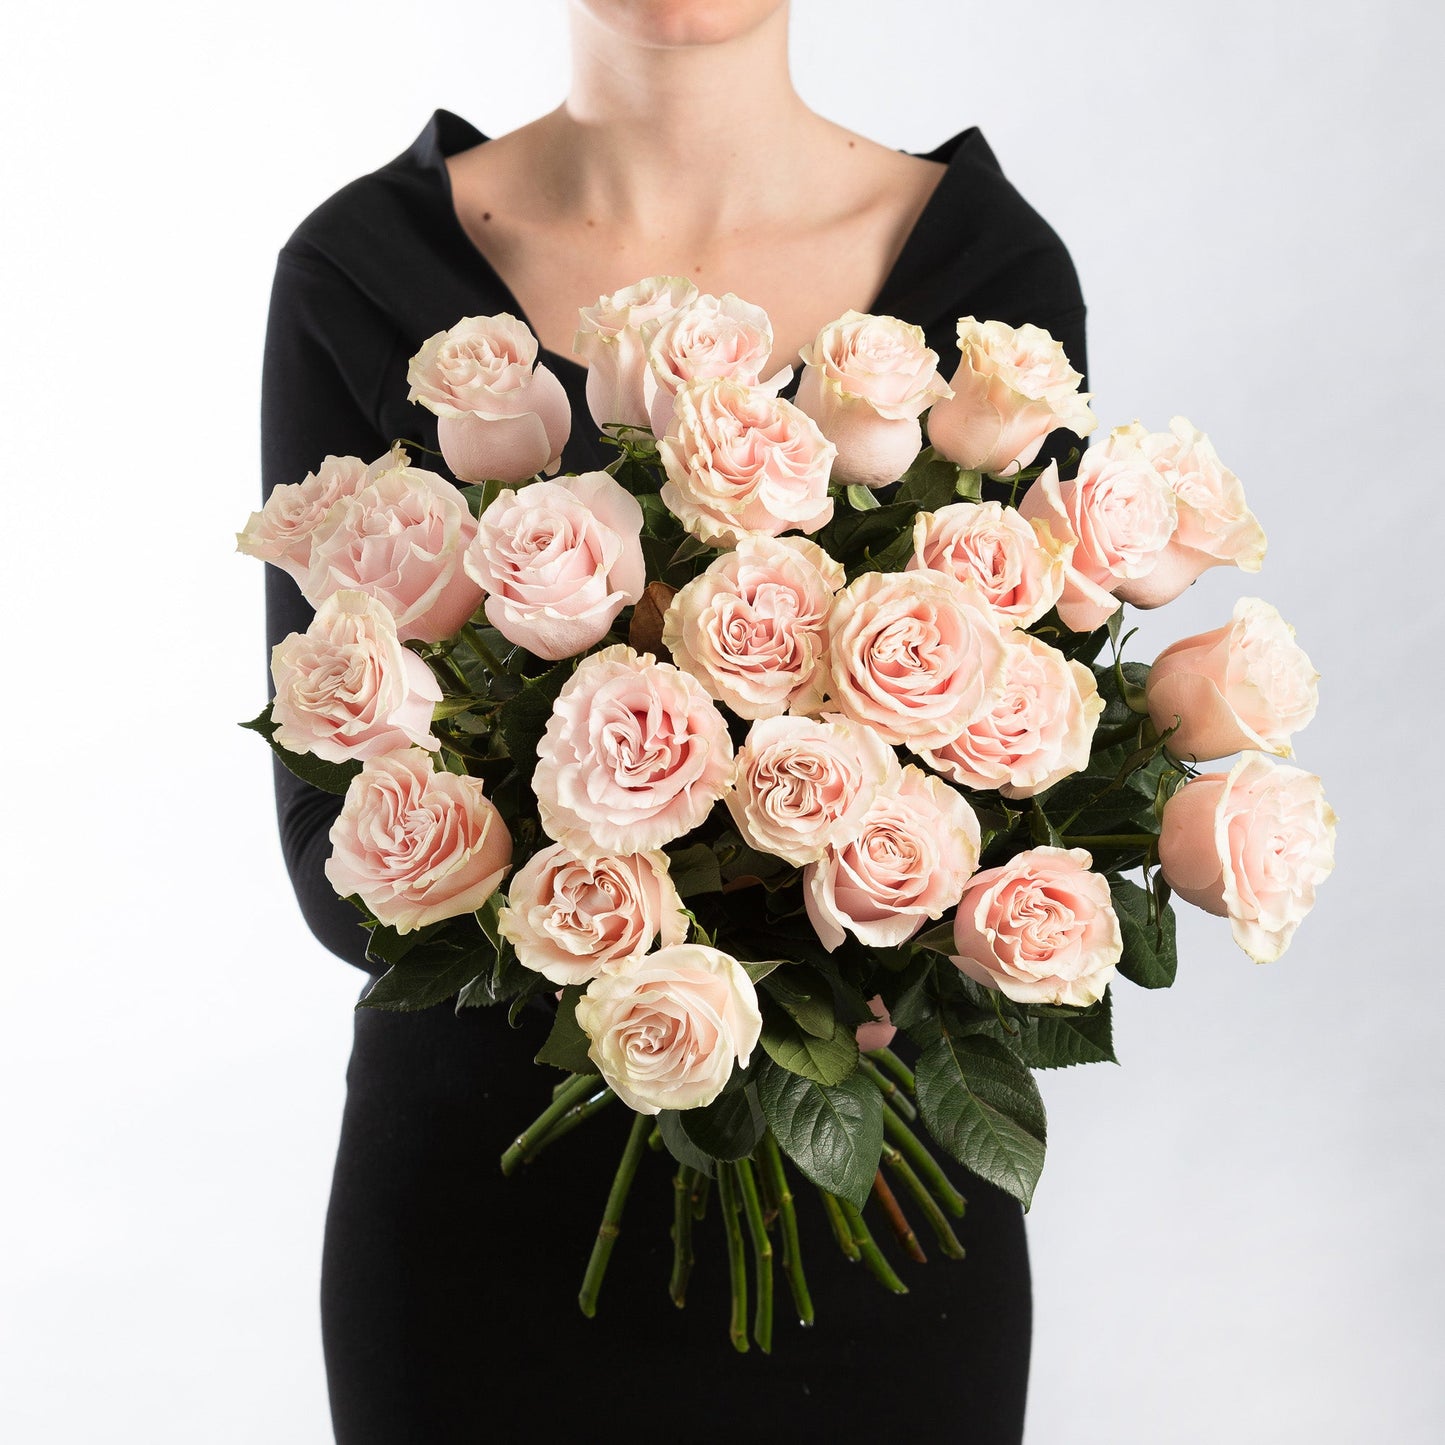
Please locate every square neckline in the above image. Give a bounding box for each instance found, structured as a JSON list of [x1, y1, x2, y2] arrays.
[[418, 108, 981, 376]]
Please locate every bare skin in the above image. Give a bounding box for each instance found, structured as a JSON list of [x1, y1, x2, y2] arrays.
[[444, 0, 949, 375]]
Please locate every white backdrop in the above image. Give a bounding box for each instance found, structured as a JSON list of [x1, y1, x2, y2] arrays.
[[2, 2, 1441, 1440]]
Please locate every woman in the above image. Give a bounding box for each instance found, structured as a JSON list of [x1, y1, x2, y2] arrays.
[[261, 3, 1086, 1440]]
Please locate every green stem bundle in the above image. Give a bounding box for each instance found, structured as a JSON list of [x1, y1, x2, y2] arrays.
[[519, 1087, 615, 1166], [734, 1159, 774, 1353], [577, 1113, 652, 1319], [837, 1196, 909, 1294], [758, 1134, 814, 1327], [859, 1056, 917, 1121], [716, 1163, 750, 1353], [501, 1073, 600, 1176], [818, 1189, 860, 1261], [881, 1142, 966, 1260], [669, 1166, 697, 1309], [882, 1103, 967, 1218]]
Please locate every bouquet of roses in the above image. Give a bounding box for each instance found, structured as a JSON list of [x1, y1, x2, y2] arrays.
[[237, 277, 1337, 1351]]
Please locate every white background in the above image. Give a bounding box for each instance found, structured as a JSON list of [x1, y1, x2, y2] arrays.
[[2, 1, 1441, 1440]]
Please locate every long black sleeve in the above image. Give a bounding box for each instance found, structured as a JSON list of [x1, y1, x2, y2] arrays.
[[259, 249, 400, 971]]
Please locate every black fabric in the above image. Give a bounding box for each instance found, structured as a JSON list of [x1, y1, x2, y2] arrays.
[[260, 109, 1087, 1443]]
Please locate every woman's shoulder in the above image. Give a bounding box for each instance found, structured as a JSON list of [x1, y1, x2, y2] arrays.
[[274, 111, 484, 323], [890, 124, 1086, 374]]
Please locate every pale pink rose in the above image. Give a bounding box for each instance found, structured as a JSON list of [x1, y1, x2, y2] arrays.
[[662, 535, 844, 718], [575, 944, 763, 1114], [793, 311, 952, 486], [497, 843, 689, 987], [237, 445, 408, 585], [951, 846, 1121, 1007], [325, 747, 513, 934], [407, 313, 571, 484], [533, 645, 734, 858], [659, 377, 836, 546], [824, 568, 1007, 750], [574, 275, 699, 431], [304, 466, 483, 644], [1158, 752, 1337, 964], [855, 995, 897, 1052], [922, 630, 1103, 798], [1111, 417, 1267, 607], [805, 766, 981, 950], [1146, 597, 1319, 762], [270, 591, 441, 762], [1019, 437, 1178, 633], [642, 291, 787, 438], [726, 713, 901, 866], [462, 471, 645, 660], [909, 500, 1070, 630], [928, 317, 1096, 478]]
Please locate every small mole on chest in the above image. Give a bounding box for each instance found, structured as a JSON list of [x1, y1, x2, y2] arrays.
[[482, 211, 492, 222]]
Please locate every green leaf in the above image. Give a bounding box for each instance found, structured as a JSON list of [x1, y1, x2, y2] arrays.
[[894, 448, 961, 510], [756, 1059, 884, 1210], [358, 943, 489, 1012], [240, 704, 362, 797], [824, 501, 916, 562], [1029, 799, 1064, 848], [762, 968, 836, 1040], [738, 958, 785, 984], [955, 469, 984, 502], [760, 1012, 859, 1086], [1021, 989, 1116, 1069], [363, 919, 436, 968], [1112, 879, 1179, 988], [459, 480, 503, 517], [915, 1033, 1047, 1209], [884, 952, 937, 1031], [497, 660, 573, 764], [656, 1111, 717, 1177], [664, 842, 724, 898], [679, 1083, 765, 1161], [844, 483, 882, 511], [534, 986, 599, 1074], [912, 919, 958, 957]]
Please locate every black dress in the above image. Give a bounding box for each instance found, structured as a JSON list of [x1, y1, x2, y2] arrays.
[[261, 109, 1087, 1444]]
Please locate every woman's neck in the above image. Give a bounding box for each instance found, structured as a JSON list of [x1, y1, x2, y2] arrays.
[[536, 1, 822, 236]]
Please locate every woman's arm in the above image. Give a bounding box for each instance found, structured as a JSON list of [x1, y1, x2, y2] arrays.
[[259, 249, 397, 970]]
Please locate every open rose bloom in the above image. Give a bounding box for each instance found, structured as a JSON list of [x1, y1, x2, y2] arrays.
[[464, 470, 646, 660], [408, 313, 571, 484], [928, 317, 1096, 477], [239, 283, 1334, 1345], [794, 311, 952, 486], [1158, 753, 1336, 963]]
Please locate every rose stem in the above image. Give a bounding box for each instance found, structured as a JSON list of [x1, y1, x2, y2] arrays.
[[734, 1157, 774, 1353], [758, 1134, 814, 1327], [837, 1197, 909, 1295], [881, 1142, 966, 1260], [519, 1087, 615, 1165], [869, 1045, 917, 1094], [647, 1124, 665, 1151], [431, 651, 473, 695], [753, 1140, 781, 1228], [871, 1169, 927, 1264], [669, 1166, 697, 1309], [882, 1104, 967, 1218], [858, 1057, 918, 1122], [501, 1072, 601, 1175], [818, 1190, 861, 1262], [716, 1164, 750, 1353], [457, 623, 508, 676], [577, 1112, 652, 1319], [689, 1170, 712, 1222]]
